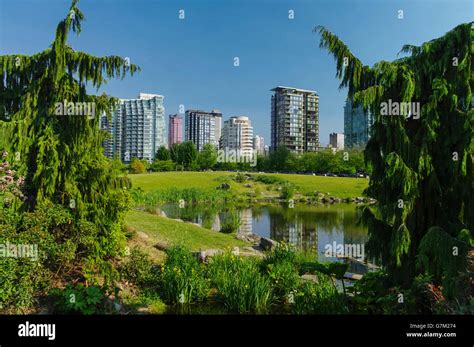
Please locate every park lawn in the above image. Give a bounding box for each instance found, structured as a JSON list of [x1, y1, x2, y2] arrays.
[[129, 171, 368, 198], [276, 173, 368, 198], [125, 209, 248, 252], [129, 171, 236, 191]]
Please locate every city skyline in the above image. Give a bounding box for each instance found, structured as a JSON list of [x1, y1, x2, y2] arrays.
[[1, 0, 471, 144]]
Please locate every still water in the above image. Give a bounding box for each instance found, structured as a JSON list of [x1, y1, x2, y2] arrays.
[[159, 203, 372, 275]]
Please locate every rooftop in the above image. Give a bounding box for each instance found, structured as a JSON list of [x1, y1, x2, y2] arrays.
[[270, 86, 318, 95]]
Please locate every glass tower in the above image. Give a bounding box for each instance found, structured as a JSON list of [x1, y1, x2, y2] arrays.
[[343, 98, 373, 148]]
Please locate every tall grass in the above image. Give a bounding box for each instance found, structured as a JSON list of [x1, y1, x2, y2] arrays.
[[207, 253, 273, 313], [130, 187, 231, 206], [261, 243, 301, 301], [219, 210, 241, 233], [158, 245, 209, 305], [292, 274, 347, 314]]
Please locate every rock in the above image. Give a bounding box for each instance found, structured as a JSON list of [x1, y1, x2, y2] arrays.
[[236, 233, 261, 243], [154, 241, 168, 251], [160, 211, 167, 217], [138, 231, 149, 239], [260, 237, 278, 251], [217, 183, 231, 190], [301, 274, 319, 283], [195, 249, 223, 262], [344, 272, 363, 281]]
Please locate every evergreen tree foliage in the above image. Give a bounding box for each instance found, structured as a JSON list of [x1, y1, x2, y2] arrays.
[[0, 0, 140, 259], [315, 23, 473, 297]]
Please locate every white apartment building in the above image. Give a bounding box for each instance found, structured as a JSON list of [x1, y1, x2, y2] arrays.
[[101, 93, 166, 163], [221, 116, 254, 157]]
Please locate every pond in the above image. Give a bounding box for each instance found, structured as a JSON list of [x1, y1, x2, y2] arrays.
[[158, 203, 375, 275]]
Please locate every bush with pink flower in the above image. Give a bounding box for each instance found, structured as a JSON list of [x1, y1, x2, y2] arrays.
[[0, 150, 25, 209]]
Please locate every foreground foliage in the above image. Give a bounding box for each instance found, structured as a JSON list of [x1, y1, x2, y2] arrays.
[[0, 0, 137, 312], [316, 22, 473, 301]]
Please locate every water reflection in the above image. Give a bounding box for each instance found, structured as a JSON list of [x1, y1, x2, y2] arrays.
[[159, 203, 371, 274]]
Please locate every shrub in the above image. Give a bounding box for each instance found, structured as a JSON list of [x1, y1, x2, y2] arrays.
[[348, 271, 395, 314], [261, 244, 301, 301], [130, 158, 146, 174], [207, 253, 273, 313], [261, 243, 297, 267], [280, 182, 296, 200], [254, 175, 285, 185], [0, 257, 46, 313], [266, 261, 301, 301], [120, 248, 158, 287], [151, 160, 175, 172], [234, 172, 246, 183], [292, 274, 347, 314], [50, 284, 106, 315], [120, 287, 167, 314], [159, 245, 209, 305], [0, 205, 76, 313]]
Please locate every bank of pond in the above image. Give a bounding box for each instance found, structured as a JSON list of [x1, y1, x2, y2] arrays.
[[117, 244, 376, 315]]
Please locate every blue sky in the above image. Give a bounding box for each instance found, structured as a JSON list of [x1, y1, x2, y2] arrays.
[[1, 0, 472, 145]]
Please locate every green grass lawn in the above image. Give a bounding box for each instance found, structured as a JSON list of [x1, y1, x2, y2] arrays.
[[130, 171, 236, 191], [276, 173, 368, 198], [125, 209, 247, 252], [129, 171, 368, 198]]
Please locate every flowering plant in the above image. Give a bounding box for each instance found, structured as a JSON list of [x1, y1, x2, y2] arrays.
[[0, 150, 25, 208]]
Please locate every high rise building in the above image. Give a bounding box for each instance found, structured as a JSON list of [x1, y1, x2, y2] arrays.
[[101, 93, 166, 163], [185, 109, 222, 151], [344, 98, 373, 148], [168, 114, 183, 146], [253, 135, 265, 155], [329, 132, 344, 150], [270, 86, 319, 153], [221, 116, 254, 157]]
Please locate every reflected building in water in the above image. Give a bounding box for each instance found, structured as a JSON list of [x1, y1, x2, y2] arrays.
[[211, 214, 221, 232], [270, 213, 318, 252], [238, 209, 253, 235]]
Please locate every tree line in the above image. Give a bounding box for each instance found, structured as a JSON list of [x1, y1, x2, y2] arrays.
[[127, 142, 367, 175]]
